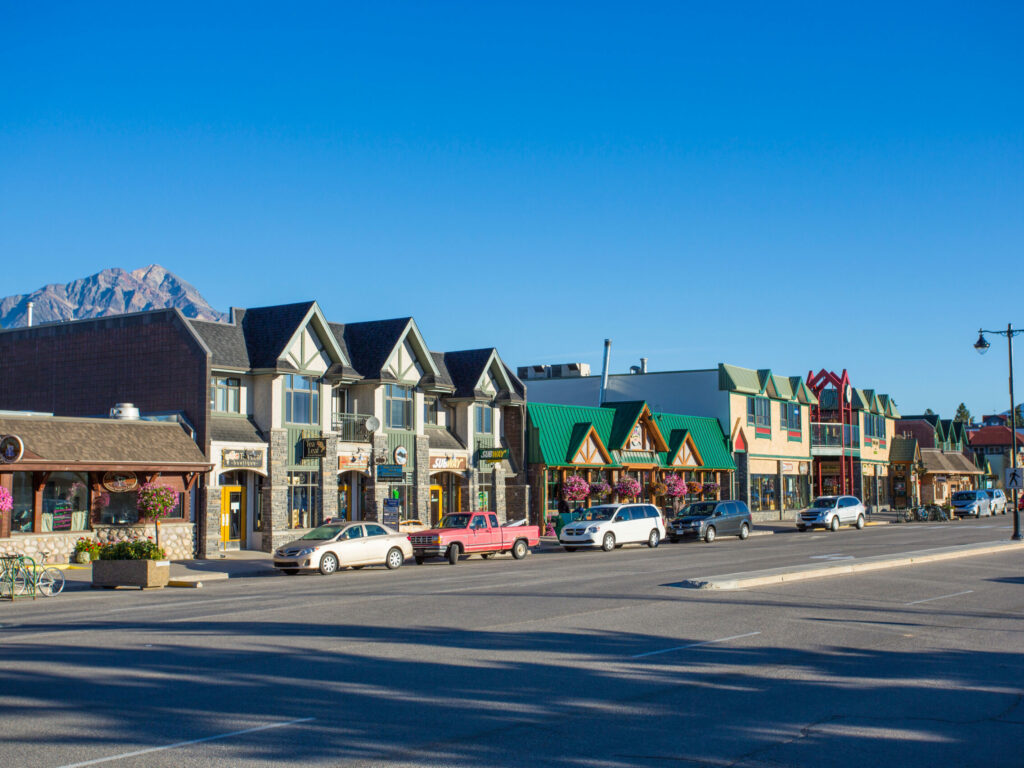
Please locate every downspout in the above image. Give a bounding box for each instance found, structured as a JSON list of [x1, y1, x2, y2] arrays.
[[598, 339, 611, 406]]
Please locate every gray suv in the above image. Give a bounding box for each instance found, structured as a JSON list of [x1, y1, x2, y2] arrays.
[[668, 500, 752, 544]]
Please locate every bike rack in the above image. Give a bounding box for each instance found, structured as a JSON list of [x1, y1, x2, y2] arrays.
[[0, 555, 37, 600]]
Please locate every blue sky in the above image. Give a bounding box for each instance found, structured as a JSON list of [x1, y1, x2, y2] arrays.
[[2, 2, 1022, 416]]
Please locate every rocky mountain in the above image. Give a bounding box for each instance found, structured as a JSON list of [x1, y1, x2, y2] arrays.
[[0, 265, 227, 327]]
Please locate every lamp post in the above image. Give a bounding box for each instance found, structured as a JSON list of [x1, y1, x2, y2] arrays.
[[974, 324, 1023, 541]]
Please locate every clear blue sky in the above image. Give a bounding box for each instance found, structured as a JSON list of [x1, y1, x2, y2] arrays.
[[2, 2, 1022, 416]]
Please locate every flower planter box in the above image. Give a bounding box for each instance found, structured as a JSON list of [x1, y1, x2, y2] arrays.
[[91, 559, 171, 590]]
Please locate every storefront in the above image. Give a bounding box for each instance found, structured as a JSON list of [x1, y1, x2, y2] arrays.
[[0, 413, 211, 563]]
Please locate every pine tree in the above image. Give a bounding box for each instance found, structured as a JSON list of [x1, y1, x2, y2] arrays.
[[924, 408, 935, 416], [954, 403, 971, 423]]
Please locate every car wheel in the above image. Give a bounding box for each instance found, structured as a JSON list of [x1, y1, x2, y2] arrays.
[[648, 529, 660, 548], [796, 525, 806, 532], [386, 547, 404, 570], [318, 553, 339, 575], [668, 535, 679, 543], [563, 546, 577, 552], [601, 532, 616, 552], [281, 569, 298, 575], [829, 516, 840, 532], [704, 526, 716, 544], [511, 539, 529, 560], [855, 514, 865, 530], [739, 522, 750, 540], [414, 556, 424, 565], [447, 543, 461, 565]]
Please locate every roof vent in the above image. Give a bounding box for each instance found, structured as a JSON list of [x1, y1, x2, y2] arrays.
[[110, 403, 141, 420]]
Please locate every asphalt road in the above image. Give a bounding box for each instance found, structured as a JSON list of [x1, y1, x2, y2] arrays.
[[2, 517, 1022, 768]]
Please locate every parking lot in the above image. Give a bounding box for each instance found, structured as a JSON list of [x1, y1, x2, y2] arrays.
[[2, 517, 1022, 767]]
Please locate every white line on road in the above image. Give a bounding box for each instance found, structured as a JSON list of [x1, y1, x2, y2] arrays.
[[905, 590, 974, 606], [104, 594, 264, 613], [631, 631, 761, 659], [52, 717, 315, 768]]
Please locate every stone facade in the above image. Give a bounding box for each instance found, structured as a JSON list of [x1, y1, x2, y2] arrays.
[[0, 522, 195, 563]]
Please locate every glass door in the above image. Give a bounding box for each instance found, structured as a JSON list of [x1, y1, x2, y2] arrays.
[[220, 486, 246, 544], [430, 485, 443, 525]]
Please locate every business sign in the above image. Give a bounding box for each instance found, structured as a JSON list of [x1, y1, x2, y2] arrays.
[[338, 451, 369, 471], [376, 464, 404, 480], [428, 454, 468, 471], [394, 446, 408, 466], [302, 438, 328, 460], [382, 498, 401, 526], [781, 462, 794, 473], [0, 435, 24, 464], [221, 448, 264, 469], [478, 447, 508, 463], [102, 471, 138, 493]]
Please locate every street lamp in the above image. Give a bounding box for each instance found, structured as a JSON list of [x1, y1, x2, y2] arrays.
[[974, 325, 1023, 540]]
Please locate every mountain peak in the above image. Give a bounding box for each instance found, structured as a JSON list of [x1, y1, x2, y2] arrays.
[[0, 265, 227, 328]]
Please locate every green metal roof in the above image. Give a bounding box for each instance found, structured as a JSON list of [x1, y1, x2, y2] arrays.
[[652, 412, 736, 471], [527, 403, 619, 467], [604, 401, 649, 451], [718, 363, 818, 405]]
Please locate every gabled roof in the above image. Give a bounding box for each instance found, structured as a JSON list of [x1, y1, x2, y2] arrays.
[[565, 422, 612, 464], [889, 435, 920, 463], [653, 412, 736, 470], [331, 317, 414, 379], [719, 363, 818, 405], [527, 402, 618, 467], [442, 348, 517, 400], [604, 401, 669, 452], [969, 425, 1024, 448], [900, 414, 940, 427], [239, 301, 318, 369], [189, 319, 250, 370]]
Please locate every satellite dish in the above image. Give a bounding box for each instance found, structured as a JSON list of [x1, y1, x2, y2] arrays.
[[365, 416, 381, 433]]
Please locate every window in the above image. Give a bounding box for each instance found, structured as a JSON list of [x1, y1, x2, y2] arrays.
[[211, 376, 241, 413], [783, 403, 802, 435], [285, 375, 319, 425], [488, 514, 499, 528], [385, 384, 413, 429], [98, 491, 140, 526], [332, 388, 352, 416], [616, 509, 633, 521], [747, 397, 771, 434], [11, 472, 33, 532], [475, 403, 493, 435], [42, 472, 90, 532], [287, 470, 320, 528], [365, 524, 387, 537], [751, 474, 778, 512], [477, 479, 492, 510], [344, 525, 364, 539], [424, 396, 440, 425]]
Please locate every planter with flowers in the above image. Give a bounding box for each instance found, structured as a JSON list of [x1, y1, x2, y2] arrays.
[[91, 536, 170, 590], [687, 481, 704, 500], [73, 537, 101, 564], [647, 480, 668, 499], [614, 475, 641, 501]]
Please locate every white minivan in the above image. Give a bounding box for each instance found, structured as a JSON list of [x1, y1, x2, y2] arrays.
[[559, 503, 666, 551]]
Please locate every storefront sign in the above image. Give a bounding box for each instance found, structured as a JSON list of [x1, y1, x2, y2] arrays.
[[479, 447, 508, 463], [222, 448, 264, 469], [799, 462, 809, 475], [102, 471, 138, 493], [302, 438, 328, 459], [781, 462, 794, 473], [338, 451, 369, 471], [376, 464, 404, 480], [382, 498, 401, 526], [0, 434, 24, 463], [428, 454, 468, 471], [394, 446, 408, 466]]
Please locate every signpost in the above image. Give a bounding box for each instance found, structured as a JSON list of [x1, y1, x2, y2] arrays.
[[1006, 467, 1024, 491], [382, 498, 401, 527]]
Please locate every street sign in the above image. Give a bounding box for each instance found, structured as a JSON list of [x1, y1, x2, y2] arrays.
[[1006, 467, 1024, 490]]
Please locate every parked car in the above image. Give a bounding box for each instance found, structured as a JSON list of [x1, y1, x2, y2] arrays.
[[398, 518, 429, 533], [273, 521, 413, 575], [559, 503, 666, 552], [952, 490, 992, 518], [669, 500, 752, 543], [796, 496, 866, 531], [409, 512, 541, 565], [983, 489, 1007, 515]]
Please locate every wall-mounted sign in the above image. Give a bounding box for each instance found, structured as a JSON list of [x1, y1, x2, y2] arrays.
[[0, 435, 24, 463], [394, 446, 408, 466], [428, 454, 468, 471], [479, 447, 508, 463], [222, 448, 264, 469], [302, 438, 328, 459], [102, 471, 138, 493], [781, 462, 794, 473], [376, 464, 404, 480], [799, 462, 810, 475], [338, 451, 369, 471]]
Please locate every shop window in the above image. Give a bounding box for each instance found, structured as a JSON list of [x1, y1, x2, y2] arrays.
[[285, 375, 320, 425], [42, 472, 90, 532], [385, 384, 413, 429], [782, 475, 808, 510], [210, 376, 241, 413], [751, 474, 778, 512], [11, 472, 34, 533], [747, 397, 771, 436], [424, 396, 440, 426], [475, 404, 493, 435], [546, 469, 560, 512], [477, 479, 492, 511], [97, 492, 140, 526], [287, 470, 320, 528]]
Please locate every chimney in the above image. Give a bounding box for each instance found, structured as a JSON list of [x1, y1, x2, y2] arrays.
[[640, 357, 648, 374], [26, 301, 33, 327], [598, 339, 611, 405]]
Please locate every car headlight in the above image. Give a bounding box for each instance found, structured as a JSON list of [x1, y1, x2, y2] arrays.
[[297, 548, 315, 556], [587, 526, 598, 533], [433, 536, 442, 544]]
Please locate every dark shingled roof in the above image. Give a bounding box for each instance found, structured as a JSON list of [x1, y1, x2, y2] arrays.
[[426, 426, 465, 450], [240, 301, 316, 369], [188, 319, 250, 369], [428, 352, 456, 390], [331, 318, 411, 379], [209, 415, 265, 444], [0, 414, 210, 466], [889, 435, 919, 463], [443, 349, 497, 398]]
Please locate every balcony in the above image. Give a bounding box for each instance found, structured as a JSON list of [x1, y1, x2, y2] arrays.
[[810, 422, 861, 456], [332, 412, 374, 442]]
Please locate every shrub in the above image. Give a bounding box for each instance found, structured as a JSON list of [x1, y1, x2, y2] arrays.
[[73, 537, 101, 559], [97, 537, 166, 561]]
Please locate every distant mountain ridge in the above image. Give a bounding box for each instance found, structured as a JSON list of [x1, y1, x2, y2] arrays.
[[0, 265, 227, 328]]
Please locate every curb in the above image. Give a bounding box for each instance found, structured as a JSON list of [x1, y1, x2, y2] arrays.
[[679, 541, 1021, 590]]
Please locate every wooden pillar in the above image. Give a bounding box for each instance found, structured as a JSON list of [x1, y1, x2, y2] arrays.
[[32, 472, 49, 534], [0, 472, 11, 539]]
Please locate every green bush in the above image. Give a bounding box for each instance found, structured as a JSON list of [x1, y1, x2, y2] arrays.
[[97, 537, 166, 561]]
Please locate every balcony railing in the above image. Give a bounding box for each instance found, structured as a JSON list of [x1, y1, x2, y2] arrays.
[[332, 412, 374, 442], [810, 422, 861, 448]]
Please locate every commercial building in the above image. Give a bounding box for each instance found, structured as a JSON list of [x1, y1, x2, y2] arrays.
[[967, 425, 1024, 489], [0, 303, 528, 557], [896, 414, 984, 503]]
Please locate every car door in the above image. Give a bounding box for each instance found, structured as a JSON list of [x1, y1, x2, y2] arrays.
[[467, 514, 489, 552], [613, 508, 633, 542], [723, 502, 741, 535], [644, 505, 664, 536], [488, 514, 502, 549], [362, 523, 392, 564], [842, 497, 858, 524], [337, 524, 370, 565]]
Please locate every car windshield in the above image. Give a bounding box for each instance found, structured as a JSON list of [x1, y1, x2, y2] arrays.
[[811, 497, 838, 508], [439, 514, 472, 529], [301, 524, 345, 540], [679, 502, 717, 517], [582, 507, 615, 522], [953, 491, 979, 502]]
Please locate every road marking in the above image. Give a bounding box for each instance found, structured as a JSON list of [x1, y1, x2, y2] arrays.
[[631, 631, 761, 659], [52, 717, 315, 768], [809, 554, 854, 561], [104, 594, 264, 613], [905, 590, 974, 606]]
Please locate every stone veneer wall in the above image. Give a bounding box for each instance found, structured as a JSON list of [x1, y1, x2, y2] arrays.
[[0, 522, 195, 563]]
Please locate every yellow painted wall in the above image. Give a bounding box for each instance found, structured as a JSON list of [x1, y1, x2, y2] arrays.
[[728, 393, 811, 460]]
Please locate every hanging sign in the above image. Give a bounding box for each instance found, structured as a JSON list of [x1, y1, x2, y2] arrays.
[[0, 435, 24, 463], [102, 471, 138, 493], [394, 446, 408, 466], [338, 451, 369, 471], [429, 454, 468, 471], [479, 447, 508, 463], [302, 438, 327, 459]]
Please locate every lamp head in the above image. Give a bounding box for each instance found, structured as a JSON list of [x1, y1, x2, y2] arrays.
[[974, 330, 991, 355]]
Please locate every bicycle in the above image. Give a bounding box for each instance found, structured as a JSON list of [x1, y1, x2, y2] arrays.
[[0, 554, 65, 598]]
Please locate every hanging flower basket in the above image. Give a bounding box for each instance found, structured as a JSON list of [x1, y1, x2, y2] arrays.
[[0, 485, 12, 515], [561, 475, 590, 502], [136, 483, 180, 519], [648, 480, 668, 497], [615, 475, 641, 499], [687, 481, 704, 496], [589, 481, 612, 500], [702, 482, 720, 498], [664, 475, 687, 498]]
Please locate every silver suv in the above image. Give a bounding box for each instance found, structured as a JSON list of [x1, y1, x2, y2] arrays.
[[797, 495, 867, 532], [952, 490, 992, 518], [984, 489, 1007, 515]]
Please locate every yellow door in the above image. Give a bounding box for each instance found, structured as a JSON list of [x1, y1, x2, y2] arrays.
[[220, 486, 246, 544], [430, 485, 443, 526], [338, 484, 350, 521]]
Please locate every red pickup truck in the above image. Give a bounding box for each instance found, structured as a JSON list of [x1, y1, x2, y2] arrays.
[[409, 512, 540, 565]]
